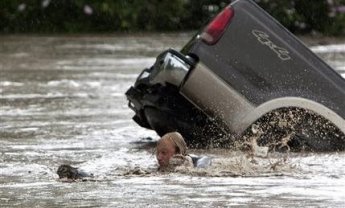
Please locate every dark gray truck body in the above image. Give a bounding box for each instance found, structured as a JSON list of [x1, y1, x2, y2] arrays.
[[126, 0, 345, 148]]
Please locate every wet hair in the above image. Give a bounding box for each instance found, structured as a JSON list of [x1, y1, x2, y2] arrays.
[[158, 132, 188, 155]]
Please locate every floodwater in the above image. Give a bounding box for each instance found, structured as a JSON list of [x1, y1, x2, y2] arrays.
[[0, 34, 344, 207]]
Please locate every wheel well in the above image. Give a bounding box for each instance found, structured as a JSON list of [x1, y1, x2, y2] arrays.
[[237, 97, 345, 135], [239, 104, 345, 152]]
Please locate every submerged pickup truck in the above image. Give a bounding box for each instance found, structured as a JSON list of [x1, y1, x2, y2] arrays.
[[126, 0, 345, 151]]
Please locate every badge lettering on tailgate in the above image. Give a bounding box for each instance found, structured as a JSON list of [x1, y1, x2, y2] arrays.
[[252, 30, 291, 61]]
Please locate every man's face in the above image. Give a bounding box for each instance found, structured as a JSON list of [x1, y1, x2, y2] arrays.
[[156, 139, 176, 168]]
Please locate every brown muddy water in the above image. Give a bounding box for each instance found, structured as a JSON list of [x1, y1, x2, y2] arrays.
[[0, 34, 345, 207]]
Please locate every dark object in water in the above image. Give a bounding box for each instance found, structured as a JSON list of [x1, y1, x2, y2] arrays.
[[125, 0, 345, 150], [57, 164, 92, 180]]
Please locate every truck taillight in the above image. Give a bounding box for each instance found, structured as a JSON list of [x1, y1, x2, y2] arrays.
[[201, 6, 234, 45]]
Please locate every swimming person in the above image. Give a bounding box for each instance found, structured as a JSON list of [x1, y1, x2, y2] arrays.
[[156, 132, 212, 171]]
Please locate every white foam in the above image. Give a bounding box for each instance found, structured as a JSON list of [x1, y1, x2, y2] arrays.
[[0, 182, 55, 188], [47, 79, 80, 87], [56, 57, 155, 70], [311, 44, 345, 53], [58, 43, 161, 52], [0, 92, 89, 99], [0, 81, 24, 86], [0, 163, 54, 177]]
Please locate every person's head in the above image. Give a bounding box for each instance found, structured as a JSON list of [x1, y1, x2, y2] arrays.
[[156, 132, 188, 168]]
